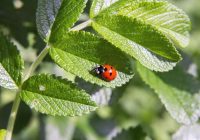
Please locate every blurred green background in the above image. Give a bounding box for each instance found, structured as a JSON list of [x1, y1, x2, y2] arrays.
[[0, 0, 200, 140]]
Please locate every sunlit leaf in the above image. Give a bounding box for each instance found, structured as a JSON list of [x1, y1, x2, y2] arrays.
[[92, 15, 181, 72], [94, 0, 191, 48], [49, 31, 133, 87], [20, 74, 97, 116]]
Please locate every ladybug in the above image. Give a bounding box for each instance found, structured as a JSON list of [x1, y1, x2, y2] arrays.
[[94, 64, 117, 81]]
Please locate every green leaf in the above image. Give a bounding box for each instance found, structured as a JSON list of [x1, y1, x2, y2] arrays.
[[20, 74, 97, 116], [36, 0, 87, 41], [49, 31, 133, 88], [0, 129, 6, 140], [94, 0, 191, 48], [0, 33, 24, 89], [92, 15, 181, 72], [112, 126, 149, 140], [90, 0, 119, 18], [137, 62, 200, 125]]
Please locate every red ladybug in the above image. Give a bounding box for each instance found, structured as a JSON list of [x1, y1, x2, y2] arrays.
[[94, 64, 117, 81]]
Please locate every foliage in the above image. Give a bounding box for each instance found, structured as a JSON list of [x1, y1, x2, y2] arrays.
[[0, 0, 200, 140], [21, 74, 97, 116], [0, 33, 24, 89]]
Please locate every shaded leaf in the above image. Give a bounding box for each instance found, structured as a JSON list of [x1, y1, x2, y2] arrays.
[[137, 62, 200, 125], [92, 15, 180, 71], [49, 31, 133, 87], [0, 33, 23, 89], [20, 74, 97, 116], [96, 0, 191, 48], [36, 0, 87, 41], [112, 126, 150, 140]]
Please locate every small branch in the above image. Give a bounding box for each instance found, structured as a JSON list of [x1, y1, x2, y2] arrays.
[[5, 92, 21, 140], [23, 45, 50, 82], [70, 19, 92, 31]]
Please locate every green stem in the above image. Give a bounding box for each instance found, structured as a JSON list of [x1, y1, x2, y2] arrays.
[[23, 45, 50, 82], [5, 92, 21, 140], [5, 45, 50, 140], [70, 19, 92, 31]]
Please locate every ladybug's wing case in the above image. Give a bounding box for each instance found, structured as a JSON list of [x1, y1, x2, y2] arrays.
[[93, 64, 117, 81], [102, 65, 117, 81]]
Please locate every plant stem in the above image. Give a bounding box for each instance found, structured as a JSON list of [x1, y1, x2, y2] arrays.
[[23, 45, 50, 82], [5, 92, 21, 140], [5, 45, 50, 140], [70, 19, 92, 31]]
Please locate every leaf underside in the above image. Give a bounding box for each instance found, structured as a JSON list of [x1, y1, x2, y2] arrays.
[[36, 0, 87, 41], [0, 33, 23, 89], [20, 74, 97, 116]]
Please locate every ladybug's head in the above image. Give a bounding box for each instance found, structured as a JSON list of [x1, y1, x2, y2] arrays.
[[94, 65, 104, 75]]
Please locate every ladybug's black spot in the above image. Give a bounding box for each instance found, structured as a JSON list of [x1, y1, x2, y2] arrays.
[[110, 73, 112, 76], [111, 67, 113, 69], [104, 68, 108, 71]]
